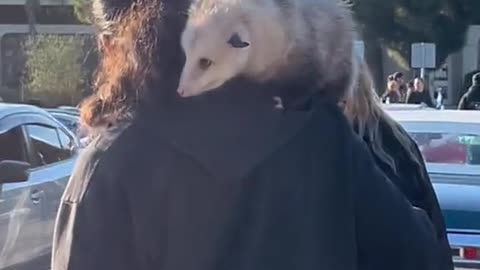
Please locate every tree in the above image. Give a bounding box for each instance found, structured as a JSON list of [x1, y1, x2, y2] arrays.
[[351, 0, 474, 91], [22, 35, 87, 107], [73, 0, 93, 24]]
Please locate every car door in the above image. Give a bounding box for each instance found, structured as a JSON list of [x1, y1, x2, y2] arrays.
[[29, 124, 77, 236], [21, 124, 76, 268], [0, 124, 47, 270]]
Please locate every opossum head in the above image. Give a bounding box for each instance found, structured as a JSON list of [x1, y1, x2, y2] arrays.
[[177, 18, 251, 97]]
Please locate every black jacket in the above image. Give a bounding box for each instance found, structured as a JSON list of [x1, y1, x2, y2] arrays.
[[458, 84, 480, 110], [360, 119, 453, 270], [52, 85, 440, 270], [381, 90, 402, 104], [406, 90, 434, 107]]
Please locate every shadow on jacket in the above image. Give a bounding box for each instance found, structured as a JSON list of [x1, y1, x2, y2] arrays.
[[52, 82, 441, 270]]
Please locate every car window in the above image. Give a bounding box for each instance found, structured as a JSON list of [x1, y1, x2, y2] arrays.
[[58, 129, 76, 151], [56, 117, 72, 128], [55, 116, 78, 133], [409, 132, 480, 165], [25, 125, 72, 166], [0, 126, 27, 162]]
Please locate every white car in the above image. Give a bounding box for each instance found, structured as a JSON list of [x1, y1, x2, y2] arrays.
[[382, 103, 435, 111]]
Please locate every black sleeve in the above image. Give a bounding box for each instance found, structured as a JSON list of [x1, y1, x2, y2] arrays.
[[458, 94, 468, 110], [350, 135, 439, 270], [405, 90, 412, 104], [51, 137, 136, 270], [424, 90, 435, 107], [410, 141, 454, 270], [380, 90, 389, 102]]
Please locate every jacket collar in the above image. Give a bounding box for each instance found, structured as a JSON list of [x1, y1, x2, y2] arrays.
[[136, 80, 313, 180]]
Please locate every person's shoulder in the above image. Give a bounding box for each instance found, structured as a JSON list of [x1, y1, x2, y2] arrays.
[[296, 97, 357, 156], [459, 91, 470, 103], [61, 123, 132, 203], [309, 97, 352, 136]]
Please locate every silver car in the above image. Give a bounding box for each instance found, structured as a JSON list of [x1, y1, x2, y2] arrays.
[[0, 103, 79, 270]]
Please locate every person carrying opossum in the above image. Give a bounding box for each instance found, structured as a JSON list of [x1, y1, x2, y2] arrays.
[[50, 0, 440, 269], [177, 0, 358, 103]]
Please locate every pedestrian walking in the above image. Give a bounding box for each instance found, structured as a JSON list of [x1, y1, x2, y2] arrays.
[[393, 72, 407, 102], [381, 75, 401, 103], [406, 77, 434, 107], [458, 72, 480, 110]]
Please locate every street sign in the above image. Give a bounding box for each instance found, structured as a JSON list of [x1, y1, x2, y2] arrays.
[[354, 41, 365, 60], [411, 43, 436, 68]]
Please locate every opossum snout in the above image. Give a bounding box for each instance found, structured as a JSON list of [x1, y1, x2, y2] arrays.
[[177, 86, 191, 97], [178, 88, 186, 97], [177, 83, 198, 98]]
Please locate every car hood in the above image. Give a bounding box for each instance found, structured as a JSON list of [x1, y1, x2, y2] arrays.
[[433, 183, 480, 231]]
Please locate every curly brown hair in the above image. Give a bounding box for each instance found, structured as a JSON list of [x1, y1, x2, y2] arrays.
[[80, 0, 189, 128]]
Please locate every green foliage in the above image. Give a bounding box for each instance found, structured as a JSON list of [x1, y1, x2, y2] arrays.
[[73, 0, 93, 24], [23, 35, 87, 107]]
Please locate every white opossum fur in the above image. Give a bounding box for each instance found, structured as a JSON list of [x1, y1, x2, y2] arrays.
[[177, 0, 358, 100]]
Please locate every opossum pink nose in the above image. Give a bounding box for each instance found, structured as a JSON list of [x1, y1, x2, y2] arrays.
[[177, 88, 186, 97]]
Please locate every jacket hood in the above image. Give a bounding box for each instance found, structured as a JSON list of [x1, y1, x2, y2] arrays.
[[136, 80, 318, 181]]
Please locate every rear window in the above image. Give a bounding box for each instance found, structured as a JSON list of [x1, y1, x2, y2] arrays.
[[409, 132, 480, 165]]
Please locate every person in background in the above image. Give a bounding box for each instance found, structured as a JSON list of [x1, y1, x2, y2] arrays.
[[393, 72, 407, 102], [50, 0, 441, 269], [343, 60, 454, 270], [434, 87, 446, 110], [458, 72, 480, 110], [405, 80, 415, 102], [381, 75, 401, 103], [406, 77, 434, 107]]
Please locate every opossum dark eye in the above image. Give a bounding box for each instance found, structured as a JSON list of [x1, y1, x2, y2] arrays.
[[199, 58, 213, 70], [228, 33, 250, 48]]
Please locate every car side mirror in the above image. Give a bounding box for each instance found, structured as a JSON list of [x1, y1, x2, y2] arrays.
[[0, 160, 31, 184]]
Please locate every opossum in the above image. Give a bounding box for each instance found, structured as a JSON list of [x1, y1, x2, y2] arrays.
[[177, 0, 357, 101]]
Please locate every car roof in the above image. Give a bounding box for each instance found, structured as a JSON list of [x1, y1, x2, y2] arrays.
[[382, 103, 435, 111], [0, 103, 51, 120], [50, 112, 79, 122], [46, 108, 80, 116], [387, 109, 480, 125]]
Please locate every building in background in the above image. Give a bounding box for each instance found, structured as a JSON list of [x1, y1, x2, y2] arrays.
[[358, 25, 480, 107]]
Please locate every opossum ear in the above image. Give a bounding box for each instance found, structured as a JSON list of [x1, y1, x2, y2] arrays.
[[227, 33, 250, 48]]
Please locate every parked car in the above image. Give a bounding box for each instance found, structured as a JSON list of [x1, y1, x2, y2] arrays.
[[0, 103, 80, 270], [46, 109, 81, 135], [382, 103, 435, 111], [46, 109, 90, 148], [56, 106, 80, 115], [388, 109, 480, 269], [45, 108, 80, 119]]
